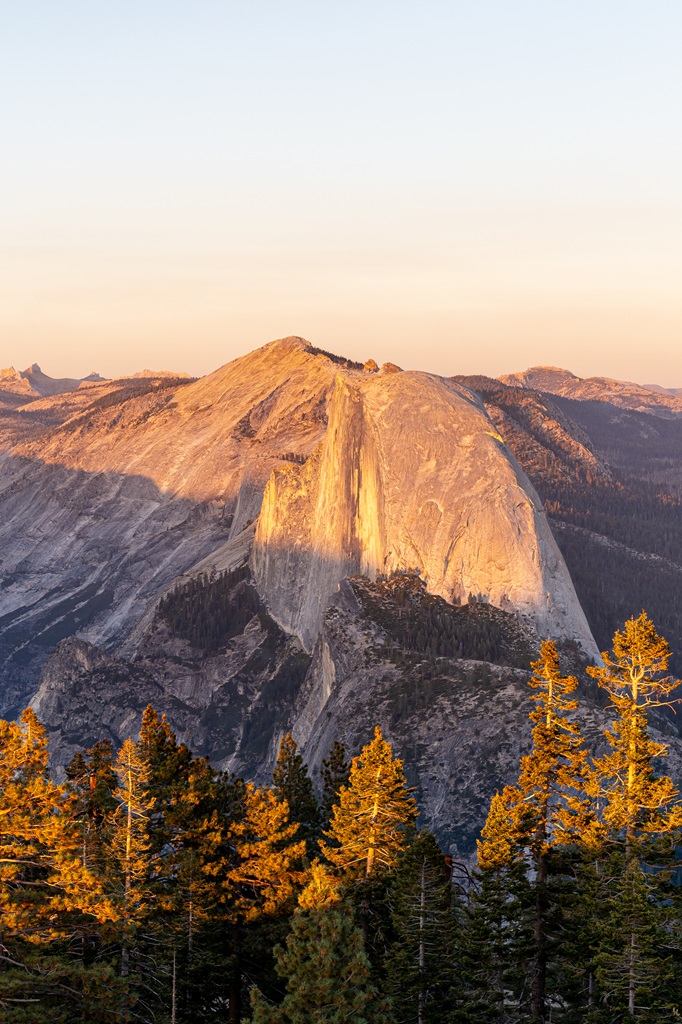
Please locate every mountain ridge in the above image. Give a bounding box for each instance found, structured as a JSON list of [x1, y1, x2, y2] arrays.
[[500, 364, 682, 418], [3, 337, 681, 853]]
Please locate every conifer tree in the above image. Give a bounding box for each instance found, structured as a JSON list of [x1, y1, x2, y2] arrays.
[[321, 726, 417, 878], [66, 738, 118, 875], [110, 738, 155, 1018], [507, 641, 593, 1021], [384, 831, 460, 1024], [250, 899, 395, 1024], [319, 739, 350, 831], [587, 612, 682, 852], [272, 733, 320, 855], [225, 784, 306, 1021], [0, 710, 115, 1022], [585, 613, 682, 1019], [136, 705, 233, 1022], [592, 860, 674, 1023], [460, 789, 531, 1023]]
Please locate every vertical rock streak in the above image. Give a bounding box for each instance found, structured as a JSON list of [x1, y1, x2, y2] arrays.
[[253, 370, 598, 659]]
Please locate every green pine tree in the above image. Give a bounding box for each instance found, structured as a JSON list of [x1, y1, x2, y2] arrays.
[[384, 831, 461, 1024], [459, 789, 532, 1023], [319, 739, 350, 831], [592, 860, 674, 1023], [250, 901, 395, 1024], [272, 733, 320, 856]]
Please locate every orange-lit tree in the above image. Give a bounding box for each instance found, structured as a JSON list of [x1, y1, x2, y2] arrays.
[[0, 710, 116, 1022], [320, 726, 417, 879], [586, 613, 682, 1019], [224, 783, 306, 1022], [470, 641, 594, 1021]]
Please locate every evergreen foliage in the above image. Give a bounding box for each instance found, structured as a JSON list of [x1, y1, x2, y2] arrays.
[[272, 733, 320, 856], [0, 710, 116, 1022], [321, 726, 418, 878], [384, 831, 461, 1023], [157, 565, 262, 652], [319, 739, 350, 832], [354, 571, 535, 668], [2, 613, 682, 1021], [250, 904, 394, 1023]]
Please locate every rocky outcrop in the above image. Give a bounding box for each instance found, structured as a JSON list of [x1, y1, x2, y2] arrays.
[[252, 369, 599, 656], [0, 339, 335, 711], [14, 338, 682, 856], [500, 365, 682, 418]]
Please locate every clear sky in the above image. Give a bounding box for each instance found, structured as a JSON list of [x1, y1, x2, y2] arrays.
[[2, 2, 681, 384]]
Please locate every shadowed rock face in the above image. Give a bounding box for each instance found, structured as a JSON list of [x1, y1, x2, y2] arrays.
[[0, 336, 598, 714], [252, 369, 598, 657], [1, 336, 603, 826]]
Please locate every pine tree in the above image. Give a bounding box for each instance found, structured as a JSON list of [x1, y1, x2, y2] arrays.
[[585, 614, 682, 1019], [250, 902, 395, 1024], [384, 831, 460, 1024], [109, 738, 155, 1020], [66, 738, 118, 876], [225, 783, 306, 1022], [587, 613, 682, 852], [592, 860, 674, 1022], [136, 705, 232, 1023], [460, 789, 531, 1023], [0, 710, 116, 1022], [319, 739, 350, 831], [507, 641, 593, 1021], [272, 733, 320, 856], [320, 726, 417, 878]]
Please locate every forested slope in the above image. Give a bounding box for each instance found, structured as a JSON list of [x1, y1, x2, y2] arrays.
[[454, 376, 682, 677]]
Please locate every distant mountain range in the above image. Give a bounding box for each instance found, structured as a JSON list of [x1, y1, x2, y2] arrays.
[[2, 342, 681, 855], [499, 365, 682, 417], [0, 363, 107, 398]]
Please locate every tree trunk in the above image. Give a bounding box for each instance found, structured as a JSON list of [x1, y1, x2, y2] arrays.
[[628, 930, 636, 1017], [531, 848, 548, 1022], [229, 923, 241, 1023], [418, 858, 426, 1024], [171, 948, 177, 1024]]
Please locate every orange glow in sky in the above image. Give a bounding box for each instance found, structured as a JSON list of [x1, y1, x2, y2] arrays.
[[2, 3, 681, 385]]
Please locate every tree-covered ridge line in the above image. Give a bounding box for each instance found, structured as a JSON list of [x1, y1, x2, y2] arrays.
[[1, 613, 682, 1021], [155, 565, 263, 654], [352, 571, 539, 670]]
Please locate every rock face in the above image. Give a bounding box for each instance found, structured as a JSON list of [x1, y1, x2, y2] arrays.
[[500, 365, 682, 418], [252, 369, 598, 656], [0, 363, 107, 399], [0, 339, 334, 712], [12, 336, 682, 853], [0, 337, 598, 716]]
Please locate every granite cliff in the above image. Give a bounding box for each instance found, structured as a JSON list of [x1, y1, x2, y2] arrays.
[[6, 337, 670, 853]]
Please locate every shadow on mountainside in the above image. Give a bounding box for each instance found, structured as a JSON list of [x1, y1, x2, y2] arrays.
[[0, 454, 239, 717]]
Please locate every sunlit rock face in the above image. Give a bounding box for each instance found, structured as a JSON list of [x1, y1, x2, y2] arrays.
[[500, 365, 682, 418], [14, 337, 336, 507], [0, 335, 597, 720], [0, 338, 334, 712], [252, 369, 598, 658]]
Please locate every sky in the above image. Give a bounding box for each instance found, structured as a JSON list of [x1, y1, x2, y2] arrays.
[[1, 2, 681, 385]]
